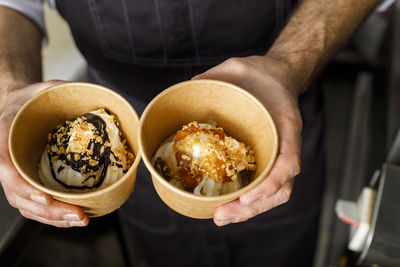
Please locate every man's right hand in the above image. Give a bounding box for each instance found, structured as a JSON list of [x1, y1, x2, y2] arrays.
[[0, 81, 89, 227]]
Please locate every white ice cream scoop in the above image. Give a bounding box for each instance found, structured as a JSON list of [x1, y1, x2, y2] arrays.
[[38, 109, 134, 192], [152, 121, 255, 196]]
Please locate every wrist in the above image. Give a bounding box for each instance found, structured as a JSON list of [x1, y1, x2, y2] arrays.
[[1, 77, 30, 92], [0, 77, 31, 116], [261, 54, 304, 99]]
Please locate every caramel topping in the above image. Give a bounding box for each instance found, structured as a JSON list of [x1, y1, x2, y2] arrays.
[[159, 121, 256, 192]]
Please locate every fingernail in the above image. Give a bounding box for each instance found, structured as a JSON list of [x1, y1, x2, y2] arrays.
[[241, 195, 264, 205], [63, 213, 82, 221], [69, 220, 87, 227], [30, 193, 49, 205], [215, 215, 238, 226], [215, 218, 235, 227], [215, 213, 237, 224]]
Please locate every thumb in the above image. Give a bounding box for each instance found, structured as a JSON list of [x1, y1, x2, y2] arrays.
[[191, 58, 245, 85], [0, 80, 67, 123], [191, 66, 223, 81], [191, 73, 206, 80], [191, 63, 225, 81], [30, 79, 66, 94]]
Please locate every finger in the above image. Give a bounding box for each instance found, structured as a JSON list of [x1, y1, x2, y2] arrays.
[[1, 176, 53, 208], [276, 115, 303, 156], [240, 152, 299, 205], [15, 80, 66, 99], [214, 181, 293, 226], [1, 163, 87, 224], [239, 107, 302, 204], [14, 193, 87, 223], [192, 58, 248, 84], [1, 163, 53, 205], [0, 80, 66, 123], [191, 62, 225, 80], [28, 79, 66, 95], [20, 209, 88, 228]]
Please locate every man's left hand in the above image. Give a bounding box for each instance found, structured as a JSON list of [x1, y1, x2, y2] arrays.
[[193, 55, 303, 226]]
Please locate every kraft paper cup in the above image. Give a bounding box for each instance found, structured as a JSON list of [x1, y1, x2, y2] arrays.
[[9, 82, 141, 217], [139, 79, 278, 219]]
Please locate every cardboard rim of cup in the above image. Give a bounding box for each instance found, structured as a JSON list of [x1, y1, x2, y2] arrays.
[[8, 82, 142, 199], [139, 79, 279, 203]]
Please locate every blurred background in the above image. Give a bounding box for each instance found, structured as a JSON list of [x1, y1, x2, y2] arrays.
[[1, 2, 400, 267]]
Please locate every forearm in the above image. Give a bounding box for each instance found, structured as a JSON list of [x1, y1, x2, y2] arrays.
[[0, 6, 42, 111], [266, 0, 382, 96]]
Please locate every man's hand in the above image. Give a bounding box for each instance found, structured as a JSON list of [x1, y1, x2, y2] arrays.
[[193, 56, 303, 226], [193, 0, 382, 226], [0, 7, 86, 227], [0, 81, 89, 227]]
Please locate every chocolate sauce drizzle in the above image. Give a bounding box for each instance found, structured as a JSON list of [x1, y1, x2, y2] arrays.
[[47, 112, 119, 190]]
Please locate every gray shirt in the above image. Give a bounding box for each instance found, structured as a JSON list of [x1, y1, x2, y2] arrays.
[[0, 0, 55, 35]]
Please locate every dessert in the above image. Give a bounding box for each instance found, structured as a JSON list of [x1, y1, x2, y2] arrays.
[[38, 108, 134, 192], [152, 121, 256, 196]]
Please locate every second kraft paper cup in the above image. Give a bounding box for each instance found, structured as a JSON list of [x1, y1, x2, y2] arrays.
[[9, 82, 141, 217], [139, 79, 279, 219]]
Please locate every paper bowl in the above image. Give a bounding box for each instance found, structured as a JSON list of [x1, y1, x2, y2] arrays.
[[139, 79, 278, 219], [9, 82, 141, 217]]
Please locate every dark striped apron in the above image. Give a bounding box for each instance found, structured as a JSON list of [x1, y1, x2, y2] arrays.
[[55, 1, 324, 266]]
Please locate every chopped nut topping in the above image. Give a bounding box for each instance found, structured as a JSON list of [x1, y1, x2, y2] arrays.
[[164, 121, 256, 189], [89, 159, 98, 166], [50, 155, 59, 163], [42, 108, 135, 190]]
